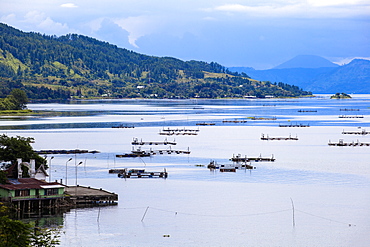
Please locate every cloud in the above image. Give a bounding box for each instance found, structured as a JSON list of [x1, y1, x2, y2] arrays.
[[60, 3, 78, 8], [113, 15, 164, 48], [208, 1, 370, 18], [3, 11, 74, 35]]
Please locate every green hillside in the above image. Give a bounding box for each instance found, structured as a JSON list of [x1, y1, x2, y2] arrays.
[[0, 23, 311, 99]]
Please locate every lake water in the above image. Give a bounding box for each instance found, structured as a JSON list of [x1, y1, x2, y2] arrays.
[[2, 95, 370, 246]]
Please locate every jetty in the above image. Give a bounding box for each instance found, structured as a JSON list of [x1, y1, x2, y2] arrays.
[[161, 127, 199, 133], [248, 117, 277, 120], [196, 122, 215, 126], [261, 134, 298, 140], [279, 123, 310, 127], [222, 119, 248, 123], [112, 124, 134, 128], [340, 108, 360, 111], [338, 115, 364, 118], [131, 137, 176, 145], [116, 149, 151, 158], [115, 168, 168, 178], [342, 129, 369, 135], [159, 127, 199, 136], [36, 149, 100, 155], [230, 154, 275, 162], [116, 147, 190, 158], [298, 110, 317, 112], [64, 186, 118, 206], [207, 160, 255, 171], [328, 139, 370, 146]]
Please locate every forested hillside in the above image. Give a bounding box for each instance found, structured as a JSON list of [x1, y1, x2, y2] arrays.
[[0, 23, 311, 99]]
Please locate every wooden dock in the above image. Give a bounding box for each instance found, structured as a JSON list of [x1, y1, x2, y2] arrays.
[[222, 119, 248, 123], [340, 108, 359, 111], [161, 127, 199, 133], [339, 115, 364, 118], [196, 122, 215, 126], [116, 148, 190, 158], [64, 186, 118, 205], [248, 117, 277, 120], [112, 124, 134, 128], [261, 134, 298, 140], [279, 123, 310, 127], [207, 161, 255, 171], [342, 129, 369, 135], [230, 154, 275, 162], [116, 168, 168, 178], [298, 110, 317, 112], [131, 138, 177, 145], [36, 149, 100, 154], [328, 139, 370, 146], [159, 128, 199, 136]]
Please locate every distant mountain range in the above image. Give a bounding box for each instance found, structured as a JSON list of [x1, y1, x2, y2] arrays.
[[0, 23, 311, 99], [229, 55, 370, 93]]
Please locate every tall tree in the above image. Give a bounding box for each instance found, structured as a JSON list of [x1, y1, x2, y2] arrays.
[[0, 135, 46, 171]]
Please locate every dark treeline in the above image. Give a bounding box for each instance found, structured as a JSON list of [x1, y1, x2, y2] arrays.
[[0, 23, 311, 99]]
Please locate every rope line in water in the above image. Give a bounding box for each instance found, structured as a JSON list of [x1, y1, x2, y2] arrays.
[[121, 206, 355, 226], [296, 209, 354, 226], [149, 206, 291, 217]]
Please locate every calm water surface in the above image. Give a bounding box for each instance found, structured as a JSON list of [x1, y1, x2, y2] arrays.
[[2, 95, 370, 246]]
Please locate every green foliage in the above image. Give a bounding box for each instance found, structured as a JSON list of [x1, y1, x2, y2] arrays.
[[330, 93, 351, 99], [0, 134, 46, 171], [0, 23, 312, 99], [0, 89, 28, 110], [0, 215, 32, 247], [0, 203, 61, 247]]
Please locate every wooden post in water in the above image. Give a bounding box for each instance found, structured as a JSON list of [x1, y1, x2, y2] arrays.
[[141, 206, 149, 222], [290, 198, 295, 227]]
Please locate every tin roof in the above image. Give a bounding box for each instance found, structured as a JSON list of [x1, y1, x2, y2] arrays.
[[0, 178, 64, 190]]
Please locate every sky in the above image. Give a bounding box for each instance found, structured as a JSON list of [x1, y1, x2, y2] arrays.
[[0, 0, 369, 69]]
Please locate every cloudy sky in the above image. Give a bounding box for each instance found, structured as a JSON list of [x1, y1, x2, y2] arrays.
[[1, 0, 369, 69]]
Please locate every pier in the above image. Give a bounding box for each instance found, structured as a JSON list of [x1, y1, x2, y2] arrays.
[[116, 147, 190, 158], [222, 119, 248, 123], [161, 127, 199, 133], [338, 115, 364, 118], [298, 110, 317, 112], [261, 134, 298, 140], [207, 161, 255, 171], [342, 129, 369, 135], [159, 127, 199, 136], [112, 124, 134, 128], [64, 186, 118, 205], [248, 117, 277, 120], [328, 139, 370, 146], [279, 123, 310, 127], [196, 122, 216, 126], [36, 149, 100, 154], [340, 108, 360, 111], [115, 168, 168, 178], [230, 154, 275, 162], [131, 138, 177, 145]]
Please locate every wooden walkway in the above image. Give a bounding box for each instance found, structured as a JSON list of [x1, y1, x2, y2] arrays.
[[115, 168, 168, 178], [230, 154, 275, 162], [64, 186, 118, 205], [131, 138, 177, 145], [261, 134, 298, 140], [328, 139, 370, 146]]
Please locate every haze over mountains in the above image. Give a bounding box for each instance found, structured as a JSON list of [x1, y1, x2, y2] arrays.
[[230, 55, 370, 93]]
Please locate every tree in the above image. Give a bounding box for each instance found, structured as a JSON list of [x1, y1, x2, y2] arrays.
[[10, 89, 29, 110], [0, 203, 61, 247], [0, 135, 46, 171]]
